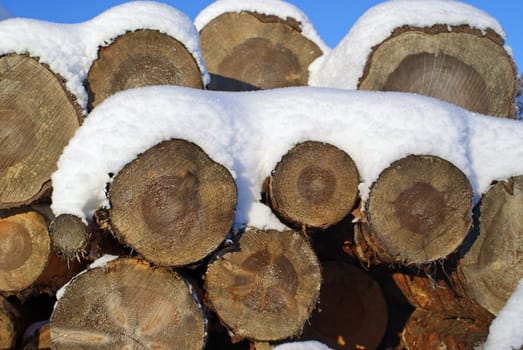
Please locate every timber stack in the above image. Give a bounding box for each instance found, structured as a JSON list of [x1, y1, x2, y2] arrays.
[[0, 0, 522, 350]]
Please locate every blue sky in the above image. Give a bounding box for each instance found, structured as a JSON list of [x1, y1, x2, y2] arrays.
[[1, 1, 521, 73]]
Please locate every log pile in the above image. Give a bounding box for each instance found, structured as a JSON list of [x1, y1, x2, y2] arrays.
[[0, 1, 522, 350]]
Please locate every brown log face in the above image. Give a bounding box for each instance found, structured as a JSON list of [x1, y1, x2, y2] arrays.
[[50, 258, 206, 350], [109, 139, 237, 267], [205, 229, 321, 341], [200, 12, 323, 91], [49, 214, 89, 259], [383, 52, 489, 115], [461, 175, 523, 315], [366, 155, 473, 264], [301, 261, 388, 350], [359, 27, 517, 118], [87, 30, 203, 109], [0, 54, 81, 208], [0, 296, 21, 349], [0, 211, 50, 292], [268, 141, 359, 229]]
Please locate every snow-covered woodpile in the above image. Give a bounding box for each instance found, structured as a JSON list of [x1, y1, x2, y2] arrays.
[[0, 1, 522, 349]]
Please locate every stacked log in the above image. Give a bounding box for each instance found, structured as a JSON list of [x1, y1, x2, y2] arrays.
[[86, 29, 204, 110], [197, 3, 324, 91]]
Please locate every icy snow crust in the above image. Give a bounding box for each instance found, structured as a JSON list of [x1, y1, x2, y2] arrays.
[[309, 0, 509, 89], [51, 86, 523, 230], [194, 0, 329, 55], [273, 340, 333, 350], [0, 1, 209, 112]]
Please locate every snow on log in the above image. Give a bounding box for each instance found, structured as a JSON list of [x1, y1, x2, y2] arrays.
[[107, 139, 237, 267], [300, 261, 388, 350], [460, 175, 523, 315], [204, 228, 321, 341], [0, 54, 82, 209], [309, 0, 518, 118], [267, 141, 359, 229], [361, 154, 473, 264], [86, 29, 204, 110], [50, 257, 207, 349], [195, 0, 327, 91]]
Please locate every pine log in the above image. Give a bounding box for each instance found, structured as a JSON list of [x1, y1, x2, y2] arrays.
[[86, 29, 204, 110], [0, 296, 23, 349], [300, 261, 388, 350], [398, 308, 490, 350], [359, 25, 518, 118], [460, 175, 523, 315], [0, 211, 51, 293], [0, 54, 82, 209], [204, 228, 321, 342], [199, 12, 323, 91], [50, 257, 206, 349], [360, 154, 473, 265], [108, 139, 237, 267], [267, 141, 359, 229]]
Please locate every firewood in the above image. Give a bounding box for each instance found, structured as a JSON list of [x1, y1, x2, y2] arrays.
[[204, 228, 321, 342], [0, 296, 23, 349], [86, 29, 204, 110], [359, 154, 473, 265], [300, 261, 388, 350], [50, 257, 207, 349], [0, 211, 51, 293], [49, 214, 90, 260], [267, 141, 359, 229], [359, 25, 518, 118], [20, 321, 51, 350], [199, 12, 323, 91], [460, 175, 523, 315], [0, 54, 82, 209], [108, 139, 237, 267]]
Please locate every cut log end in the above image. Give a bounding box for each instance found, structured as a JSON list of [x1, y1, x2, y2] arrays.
[[365, 154, 473, 264], [0, 54, 81, 208], [460, 175, 523, 315], [205, 228, 321, 341], [199, 11, 323, 91], [268, 141, 359, 229], [49, 214, 90, 260], [0, 211, 51, 292], [50, 257, 206, 350], [108, 139, 237, 267], [359, 25, 518, 118], [87, 29, 204, 110]]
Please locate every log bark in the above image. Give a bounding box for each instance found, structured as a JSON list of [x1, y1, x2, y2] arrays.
[[50, 257, 207, 349], [300, 261, 388, 350], [0, 211, 51, 293], [108, 139, 237, 267], [86, 29, 204, 110], [358, 25, 518, 118], [359, 154, 473, 265], [267, 141, 359, 229], [0, 54, 82, 209], [204, 228, 321, 342], [460, 175, 523, 315], [199, 11, 323, 91]]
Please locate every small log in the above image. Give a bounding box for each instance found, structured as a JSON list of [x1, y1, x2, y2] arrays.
[[361, 154, 473, 265], [199, 12, 323, 91], [86, 29, 204, 110], [0, 54, 82, 208], [359, 25, 518, 118], [0, 296, 24, 349], [398, 309, 490, 350], [204, 228, 321, 342], [49, 214, 90, 260], [21, 321, 51, 350], [108, 139, 237, 267], [0, 211, 51, 293], [300, 261, 388, 350], [460, 175, 523, 315], [267, 141, 359, 229], [50, 257, 206, 349]]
